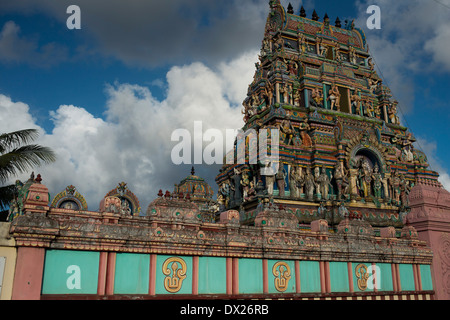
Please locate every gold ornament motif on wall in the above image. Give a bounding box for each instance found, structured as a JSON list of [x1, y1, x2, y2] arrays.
[[162, 257, 187, 293], [272, 261, 291, 292], [355, 264, 370, 291]]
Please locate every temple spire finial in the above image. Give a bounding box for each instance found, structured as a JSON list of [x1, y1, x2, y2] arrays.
[[191, 166, 195, 176], [312, 9, 319, 21], [300, 6, 306, 17], [287, 3, 294, 14]]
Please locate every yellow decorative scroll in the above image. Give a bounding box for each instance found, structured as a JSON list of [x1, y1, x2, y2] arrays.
[[355, 264, 370, 291], [272, 261, 291, 292], [162, 257, 187, 293]]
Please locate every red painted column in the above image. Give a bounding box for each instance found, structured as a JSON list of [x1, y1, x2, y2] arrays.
[[413, 264, 422, 291], [192, 256, 199, 295], [325, 262, 331, 293], [11, 247, 45, 300], [262, 259, 268, 294], [105, 252, 116, 295], [319, 261, 326, 294], [232, 258, 239, 295], [97, 252, 108, 296], [149, 254, 157, 295], [295, 261, 301, 294], [226, 257, 233, 296], [347, 262, 354, 293]]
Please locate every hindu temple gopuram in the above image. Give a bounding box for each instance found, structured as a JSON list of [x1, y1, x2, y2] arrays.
[[1, 1, 450, 301]]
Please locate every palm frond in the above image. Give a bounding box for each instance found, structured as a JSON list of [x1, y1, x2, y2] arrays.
[[0, 145, 56, 184], [0, 129, 40, 153], [0, 184, 17, 211]]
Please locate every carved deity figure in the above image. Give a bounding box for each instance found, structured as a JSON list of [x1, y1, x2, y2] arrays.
[[364, 100, 375, 118], [263, 80, 274, 107], [276, 165, 287, 197], [371, 164, 383, 199], [289, 166, 301, 199], [219, 180, 231, 208], [357, 159, 373, 198], [120, 199, 132, 215], [389, 169, 401, 204], [328, 85, 341, 111], [399, 175, 411, 209], [334, 161, 349, 200], [293, 89, 302, 107], [317, 166, 332, 200], [298, 33, 306, 54], [311, 87, 324, 108], [388, 102, 400, 125], [350, 90, 362, 115], [231, 168, 243, 204], [240, 172, 250, 200], [264, 161, 276, 196], [304, 166, 315, 200], [279, 120, 296, 145]]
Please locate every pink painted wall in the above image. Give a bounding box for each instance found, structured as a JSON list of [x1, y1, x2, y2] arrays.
[[407, 182, 450, 300], [11, 247, 45, 300]]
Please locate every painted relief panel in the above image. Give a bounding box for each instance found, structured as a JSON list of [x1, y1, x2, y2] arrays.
[[155, 255, 192, 295], [268, 260, 296, 294]]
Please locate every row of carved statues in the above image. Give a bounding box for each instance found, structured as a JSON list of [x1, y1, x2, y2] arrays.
[[218, 160, 412, 210], [242, 79, 400, 125]]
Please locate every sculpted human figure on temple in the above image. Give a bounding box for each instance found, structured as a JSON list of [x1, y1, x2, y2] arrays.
[[389, 168, 401, 204], [388, 101, 400, 125], [328, 84, 341, 111], [304, 166, 315, 200], [279, 120, 296, 145], [357, 159, 373, 198], [371, 164, 383, 199], [276, 165, 287, 197], [350, 90, 362, 115], [334, 161, 349, 200], [311, 87, 324, 108], [289, 166, 301, 198], [317, 165, 332, 200]]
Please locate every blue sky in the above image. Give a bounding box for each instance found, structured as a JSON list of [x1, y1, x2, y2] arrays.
[[0, 0, 449, 209]]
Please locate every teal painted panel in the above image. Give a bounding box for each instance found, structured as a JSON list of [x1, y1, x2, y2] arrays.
[[420, 265, 433, 291], [198, 257, 227, 294], [352, 263, 374, 292], [399, 264, 415, 291], [329, 262, 349, 293], [268, 260, 296, 294], [42, 250, 99, 295], [155, 255, 192, 295], [238, 259, 263, 294], [300, 261, 321, 293], [114, 253, 149, 294], [376, 263, 393, 292]]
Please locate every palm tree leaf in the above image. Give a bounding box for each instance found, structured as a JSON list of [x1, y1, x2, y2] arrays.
[[0, 184, 17, 211], [0, 129, 40, 153], [0, 145, 56, 184]]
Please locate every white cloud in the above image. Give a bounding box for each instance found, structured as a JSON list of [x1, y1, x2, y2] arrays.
[[1, 51, 256, 210], [415, 137, 450, 191]]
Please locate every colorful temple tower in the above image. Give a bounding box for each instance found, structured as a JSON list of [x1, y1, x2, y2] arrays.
[[1, 2, 449, 301], [216, 0, 439, 230]]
